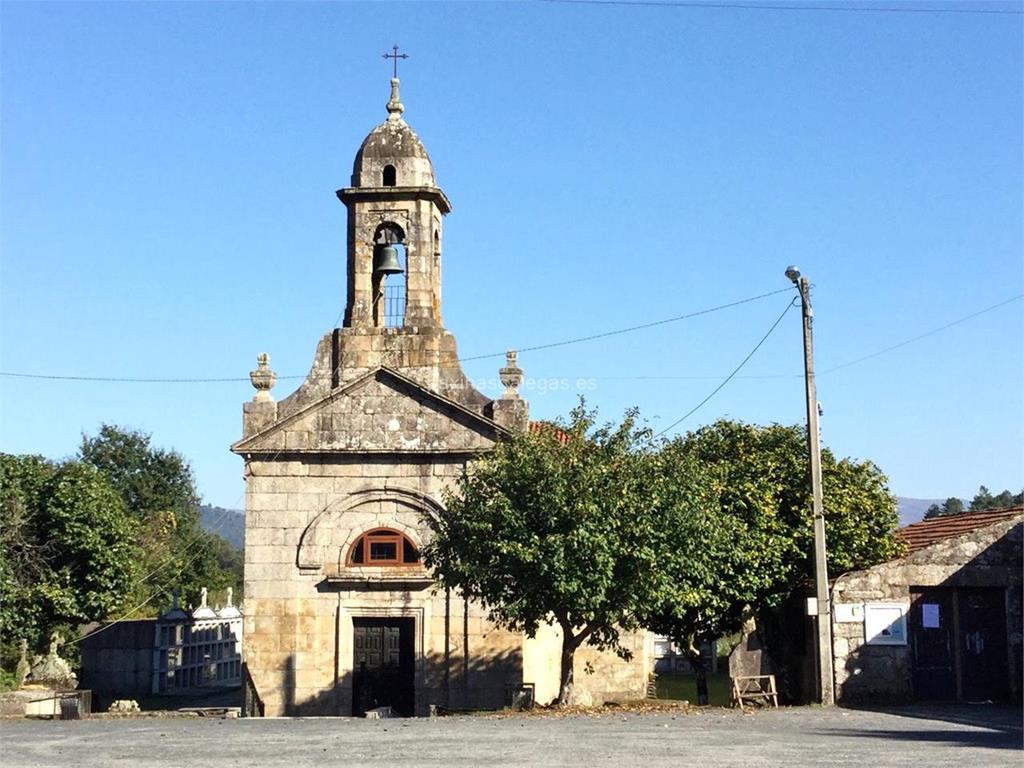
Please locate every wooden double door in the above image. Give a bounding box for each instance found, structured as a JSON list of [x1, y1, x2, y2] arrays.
[[352, 617, 415, 717], [909, 586, 1009, 702]]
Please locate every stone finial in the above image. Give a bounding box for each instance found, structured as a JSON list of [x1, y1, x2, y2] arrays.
[[250, 353, 276, 403], [15, 638, 30, 688], [226, 586, 234, 608], [499, 350, 524, 399], [387, 78, 404, 120], [200, 587, 208, 609]]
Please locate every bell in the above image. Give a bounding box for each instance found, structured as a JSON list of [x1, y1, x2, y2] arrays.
[[373, 244, 403, 276]]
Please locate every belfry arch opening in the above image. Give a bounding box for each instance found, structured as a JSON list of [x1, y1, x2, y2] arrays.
[[382, 164, 397, 187], [372, 222, 407, 328]]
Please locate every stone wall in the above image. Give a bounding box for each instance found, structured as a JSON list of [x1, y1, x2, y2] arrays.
[[78, 619, 154, 709], [831, 517, 1023, 704]]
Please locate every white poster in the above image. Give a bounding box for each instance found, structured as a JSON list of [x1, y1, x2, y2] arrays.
[[864, 602, 908, 645], [922, 603, 940, 629]]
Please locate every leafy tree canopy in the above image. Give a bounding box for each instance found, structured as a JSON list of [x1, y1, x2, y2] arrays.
[[80, 424, 200, 525], [969, 485, 1023, 512], [641, 420, 902, 703], [0, 454, 139, 657], [78, 425, 239, 613], [423, 404, 699, 705], [426, 410, 902, 707], [924, 486, 1022, 519]]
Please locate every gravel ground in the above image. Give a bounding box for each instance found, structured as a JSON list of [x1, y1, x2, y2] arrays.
[[1, 705, 1020, 767]]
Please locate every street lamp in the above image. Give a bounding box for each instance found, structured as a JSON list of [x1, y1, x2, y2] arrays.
[[786, 265, 835, 706]]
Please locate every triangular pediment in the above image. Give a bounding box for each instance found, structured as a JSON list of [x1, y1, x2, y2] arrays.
[[232, 367, 505, 454]]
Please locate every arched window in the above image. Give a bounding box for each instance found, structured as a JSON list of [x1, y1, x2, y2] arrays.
[[348, 528, 420, 566], [382, 164, 397, 187]]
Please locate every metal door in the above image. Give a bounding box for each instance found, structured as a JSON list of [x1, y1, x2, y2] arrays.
[[959, 588, 1008, 703], [909, 587, 956, 701]]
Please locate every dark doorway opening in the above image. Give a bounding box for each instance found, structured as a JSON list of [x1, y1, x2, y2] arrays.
[[910, 587, 956, 701], [910, 586, 1010, 703], [352, 617, 415, 717], [959, 588, 1008, 703]]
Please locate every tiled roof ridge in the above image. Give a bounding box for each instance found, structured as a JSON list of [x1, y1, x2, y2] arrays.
[[898, 504, 1023, 555], [527, 421, 571, 444]]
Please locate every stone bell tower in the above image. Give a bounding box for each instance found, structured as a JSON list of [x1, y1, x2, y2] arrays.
[[237, 75, 529, 443], [338, 77, 449, 330]]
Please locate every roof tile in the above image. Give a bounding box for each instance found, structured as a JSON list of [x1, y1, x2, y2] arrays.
[[898, 505, 1023, 555]]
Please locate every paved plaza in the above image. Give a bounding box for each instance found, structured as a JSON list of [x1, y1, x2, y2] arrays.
[[1, 705, 1020, 767]]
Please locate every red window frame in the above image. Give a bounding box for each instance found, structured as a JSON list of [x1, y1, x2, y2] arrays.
[[348, 528, 420, 566]]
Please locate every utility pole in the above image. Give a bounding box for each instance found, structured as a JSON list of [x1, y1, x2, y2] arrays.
[[786, 266, 834, 706]]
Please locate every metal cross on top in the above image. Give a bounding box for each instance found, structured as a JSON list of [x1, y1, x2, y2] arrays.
[[383, 44, 409, 78]]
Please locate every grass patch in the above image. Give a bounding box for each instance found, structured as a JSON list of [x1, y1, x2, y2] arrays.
[[655, 672, 732, 707]]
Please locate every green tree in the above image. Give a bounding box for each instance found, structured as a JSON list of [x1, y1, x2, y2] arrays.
[[0, 455, 140, 658], [423, 405, 684, 706], [0, 454, 57, 654], [41, 462, 141, 621], [924, 497, 965, 519], [925, 488, 1022, 518], [78, 425, 238, 612], [644, 420, 902, 704], [80, 425, 200, 523], [969, 485, 1022, 512]]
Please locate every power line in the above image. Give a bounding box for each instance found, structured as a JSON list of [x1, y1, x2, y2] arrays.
[[821, 294, 1023, 374], [537, 0, 1022, 15], [0, 286, 791, 383], [0, 372, 276, 384], [461, 286, 793, 361], [649, 297, 797, 439], [545, 292, 1024, 381]]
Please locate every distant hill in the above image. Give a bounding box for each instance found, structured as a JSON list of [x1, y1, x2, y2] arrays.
[[896, 497, 943, 527], [199, 505, 245, 549]]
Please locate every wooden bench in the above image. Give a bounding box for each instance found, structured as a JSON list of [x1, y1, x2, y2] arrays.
[[731, 674, 779, 710]]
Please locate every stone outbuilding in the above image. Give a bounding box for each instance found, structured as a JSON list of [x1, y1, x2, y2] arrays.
[[231, 77, 651, 716], [831, 506, 1023, 704]]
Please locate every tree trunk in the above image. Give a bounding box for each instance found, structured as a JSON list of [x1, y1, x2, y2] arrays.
[[555, 616, 595, 707], [557, 635, 575, 707], [555, 618, 595, 707], [683, 639, 709, 706]]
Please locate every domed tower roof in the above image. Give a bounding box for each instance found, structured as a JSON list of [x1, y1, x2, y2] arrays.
[[351, 79, 436, 188]]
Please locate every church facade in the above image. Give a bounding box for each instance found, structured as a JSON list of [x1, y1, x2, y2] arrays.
[[232, 77, 651, 717]]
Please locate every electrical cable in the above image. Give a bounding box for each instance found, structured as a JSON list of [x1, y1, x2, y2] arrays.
[[649, 297, 797, 440], [533, 292, 1024, 381], [536, 0, 1021, 15], [820, 294, 1023, 374], [0, 286, 792, 383]]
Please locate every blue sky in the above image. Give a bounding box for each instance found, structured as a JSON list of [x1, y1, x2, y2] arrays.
[[2, 1, 1021, 509]]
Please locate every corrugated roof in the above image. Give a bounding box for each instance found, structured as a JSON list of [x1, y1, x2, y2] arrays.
[[898, 505, 1023, 555]]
